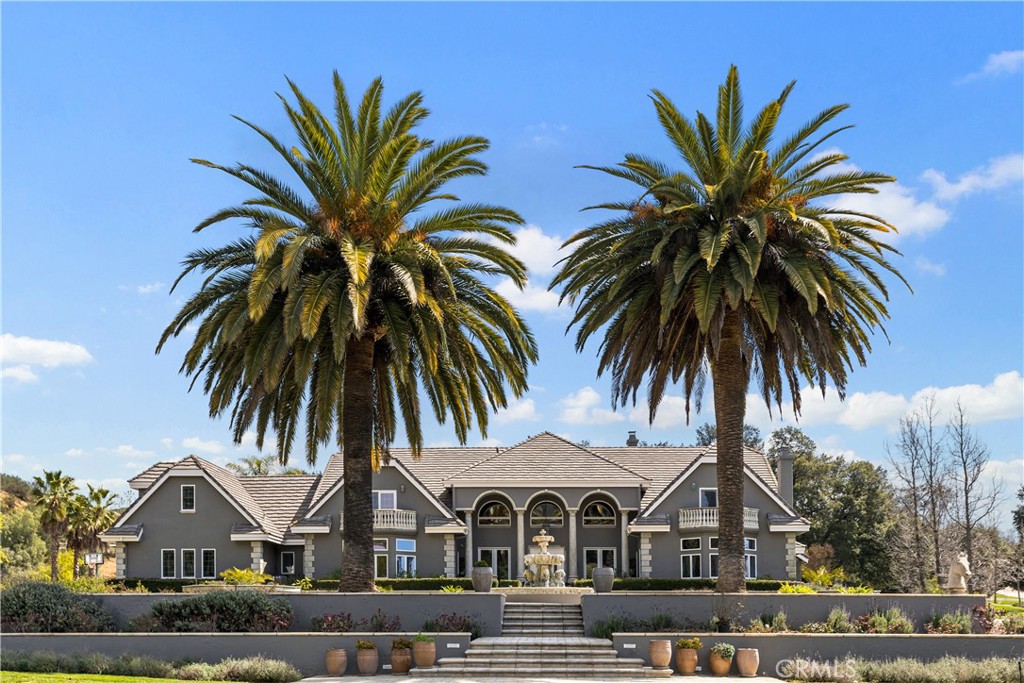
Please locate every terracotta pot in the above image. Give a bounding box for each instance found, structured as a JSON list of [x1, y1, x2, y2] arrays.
[[412, 641, 436, 667], [390, 648, 412, 675], [648, 639, 672, 668], [675, 648, 698, 675], [736, 648, 759, 677], [325, 648, 347, 676], [709, 652, 733, 676], [471, 566, 493, 592], [592, 566, 615, 593], [356, 649, 378, 675]]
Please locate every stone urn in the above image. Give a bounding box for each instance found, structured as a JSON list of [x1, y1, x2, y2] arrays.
[[471, 564, 494, 592], [648, 639, 672, 668], [356, 647, 378, 675], [675, 648, 699, 675], [325, 648, 347, 676], [592, 566, 615, 593], [390, 647, 412, 675], [412, 639, 436, 668], [736, 648, 760, 677]]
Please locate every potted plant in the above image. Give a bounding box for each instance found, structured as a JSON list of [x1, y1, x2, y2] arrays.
[[390, 638, 413, 675], [412, 633, 436, 668], [325, 646, 347, 676], [592, 566, 615, 593], [648, 638, 672, 668], [471, 560, 493, 593], [709, 642, 735, 676], [355, 640, 378, 675], [674, 637, 703, 675], [736, 647, 760, 677]]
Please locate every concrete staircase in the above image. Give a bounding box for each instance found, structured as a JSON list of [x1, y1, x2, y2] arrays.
[[426, 602, 672, 678]]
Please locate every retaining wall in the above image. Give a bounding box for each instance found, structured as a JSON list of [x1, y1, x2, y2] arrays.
[[2, 632, 472, 676]]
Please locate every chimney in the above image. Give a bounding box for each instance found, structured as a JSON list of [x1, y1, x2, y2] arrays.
[[626, 431, 639, 447], [777, 446, 794, 505]]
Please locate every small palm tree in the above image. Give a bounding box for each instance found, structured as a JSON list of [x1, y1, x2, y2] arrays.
[[553, 66, 906, 591], [159, 74, 538, 591], [31, 470, 76, 581]]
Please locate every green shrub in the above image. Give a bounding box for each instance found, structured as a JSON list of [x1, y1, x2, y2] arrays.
[[570, 577, 784, 591], [591, 614, 638, 639], [778, 581, 817, 593], [308, 577, 520, 591], [675, 637, 703, 649], [0, 650, 300, 682], [106, 578, 194, 592], [998, 612, 1024, 634], [150, 589, 292, 632], [854, 657, 1018, 683], [211, 656, 301, 682], [0, 581, 114, 632], [825, 606, 854, 633], [926, 610, 972, 634], [855, 606, 913, 634], [749, 610, 789, 632], [798, 621, 829, 633], [311, 611, 360, 632], [422, 612, 482, 639], [219, 567, 274, 585], [710, 642, 735, 659]]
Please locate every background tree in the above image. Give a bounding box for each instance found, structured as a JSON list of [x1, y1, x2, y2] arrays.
[[1, 474, 35, 505], [888, 411, 929, 591], [159, 74, 537, 591], [1012, 485, 1024, 542], [915, 396, 950, 579], [694, 423, 764, 451], [766, 426, 816, 467], [226, 454, 309, 477], [30, 470, 76, 581], [553, 67, 905, 591], [0, 507, 47, 577]]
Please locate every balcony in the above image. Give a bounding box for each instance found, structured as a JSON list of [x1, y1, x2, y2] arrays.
[[340, 509, 418, 533], [678, 507, 759, 532]]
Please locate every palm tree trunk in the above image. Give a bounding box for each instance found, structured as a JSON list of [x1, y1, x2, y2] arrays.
[[49, 532, 60, 582], [712, 308, 748, 594], [338, 334, 377, 592]]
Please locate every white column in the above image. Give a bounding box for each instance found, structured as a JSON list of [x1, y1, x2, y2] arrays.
[[568, 509, 578, 582], [115, 542, 126, 580], [303, 535, 315, 578], [639, 532, 652, 578], [463, 511, 473, 577], [516, 509, 526, 580], [620, 511, 630, 577], [250, 541, 264, 573], [785, 532, 798, 580], [443, 534, 456, 578]]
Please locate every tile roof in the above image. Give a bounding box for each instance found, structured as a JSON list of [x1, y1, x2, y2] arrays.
[[591, 446, 708, 510], [388, 448, 493, 509], [128, 461, 177, 490], [241, 475, 319, 533]]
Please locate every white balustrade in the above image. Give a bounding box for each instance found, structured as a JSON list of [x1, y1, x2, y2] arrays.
[[677, 506, 759, 531]]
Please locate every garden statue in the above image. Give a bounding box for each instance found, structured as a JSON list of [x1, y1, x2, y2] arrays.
[[945, 553, 972, 594]]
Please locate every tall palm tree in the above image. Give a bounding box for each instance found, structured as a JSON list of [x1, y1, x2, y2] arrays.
[[158, 74, 538, 591], [31, 470, 76, 581], [552, 66, 906, 592], [77, 485, 118, 577]]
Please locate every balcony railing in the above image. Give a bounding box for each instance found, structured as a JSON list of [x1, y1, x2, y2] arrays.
[[678, 506, 759, 532], [340, 509, 418, 533]]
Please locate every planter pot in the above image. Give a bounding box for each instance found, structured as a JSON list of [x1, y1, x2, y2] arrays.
[[736, 648, 759, 677], [356, 649, 378, 675], [592, 566, 615, 593], [412, 641, 436, 668], [709, 653, 733, 676], [648, 639, 672, 668], [325, 648, 347, 676], [675, 648, 698, 675], [390, 648, 412, 675], [471, 566, 494, 592]]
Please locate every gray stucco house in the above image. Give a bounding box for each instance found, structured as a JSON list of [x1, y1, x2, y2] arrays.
[[100, 432, 808, 582]]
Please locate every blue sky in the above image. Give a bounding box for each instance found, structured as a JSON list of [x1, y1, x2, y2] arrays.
[[2, 3, 1022, 528]]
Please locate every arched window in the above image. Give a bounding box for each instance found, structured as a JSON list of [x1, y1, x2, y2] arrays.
[[478, 501, 511, 526], [530, 501, 563, 528], [583, 501, 616, 526]]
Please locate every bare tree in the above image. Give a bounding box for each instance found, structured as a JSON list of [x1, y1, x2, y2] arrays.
[[888, 413, 928, 591], [947, 402, 1005, 592], [917, 395, 951, 578]]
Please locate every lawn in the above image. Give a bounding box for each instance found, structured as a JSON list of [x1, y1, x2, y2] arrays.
[[0, 675, 230, 683]]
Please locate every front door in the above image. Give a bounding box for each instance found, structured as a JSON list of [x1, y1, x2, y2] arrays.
[[477, 547, 510, 580], [584, 548, 616, 577]]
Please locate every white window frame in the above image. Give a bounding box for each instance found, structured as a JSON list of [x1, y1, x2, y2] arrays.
[[280, 551, 296, 575], [583, 547, 616, 571], [709, 536, 719, 549], [181, 549, 196, 579], [373, 538, 389, 551], [529, 500, 563, 528], [709, 553, 719, 579], [698, 487, 718, 508], [395, 538, 416, 553], [201, 548, 217, 579], [477, 501, 512, 526], [680, 553, 702, 579], [161, 549, 176, 579], [745, 537, 757, 552], [180, 485, 196, 513], [745, 554, 757, 579], [582, 501, 616, 527], [372, 490, 397, 510], [478, 547, 512, 580], [396, 554, 416, 577], [680, 537, 701, 551], [375, 554, 389, 578]]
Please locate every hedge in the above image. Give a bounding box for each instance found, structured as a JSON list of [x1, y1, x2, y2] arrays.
[[309, 577, 522, 591], [570, 578, 787, 591]]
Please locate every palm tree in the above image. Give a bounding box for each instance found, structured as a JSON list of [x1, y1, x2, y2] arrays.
[[552, 66, 906, 592], [31, 470, 76, 581], [158, 74, 538, 591], [79, 485, 118, 577], [225, 454, 308, 476]]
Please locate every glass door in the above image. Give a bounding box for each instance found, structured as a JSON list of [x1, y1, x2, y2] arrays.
[[477, 547, 510, 580]]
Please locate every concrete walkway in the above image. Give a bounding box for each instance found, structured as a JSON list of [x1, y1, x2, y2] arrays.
[[301, 676, 783, 682]]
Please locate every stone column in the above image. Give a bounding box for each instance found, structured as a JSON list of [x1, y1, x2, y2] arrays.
[[620, 511, 630, 577], [303, 535, 315, 578], [785, 532, 798, 580], [443, 534, 456, 577], [568, 509, 578, 582], [639, 532, 652, 578], [114, 542, 126, 580], [516, 509, 526, 581], [250, 541, 264, 573], [463, 511, 473, 577]]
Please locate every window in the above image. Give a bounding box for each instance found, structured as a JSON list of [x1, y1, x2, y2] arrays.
[[681, 553, 702, 579], [396, 555, 416, 577], [582, 501, 616, 526], [530, 501, 563, 528], [478, 501, 511, 526], [745, 554, 757, 579], [681, 538, 701, 551], [201, 549, 216, 579], [699, 488, 718, 508], [372, 491, 397, 510], [161, 549, 175, 579], [745, 537, 757, 552], [181, 485, 196, 512], [375, 554, 388, 579], [584, 548, 616, 577], [478, 548, 511, 580], [281, 551, 295, 575], [709, 537, 719, 549], [395, 539, 416, 553], [181, 549, 196, 579], [373, 538, 388, 552], [709, 553, 719, 578]]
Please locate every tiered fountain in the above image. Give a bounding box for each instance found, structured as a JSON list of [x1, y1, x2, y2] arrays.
[[523, 528, 566, 587]]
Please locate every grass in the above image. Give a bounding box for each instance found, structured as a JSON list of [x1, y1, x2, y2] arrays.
[[0, 675, 230, 683]]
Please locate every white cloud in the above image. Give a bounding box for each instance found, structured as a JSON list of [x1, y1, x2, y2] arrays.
[[99, 444, 155, 458], [136, 282, 164, 295], [494, 398, 541, 425], [500, 225, 565, 276], [4, 453, 27, 465], [160, 438, 174, 450], [834, 180, 950, 239], [921, 154, 1024, 202], [1, 333, 93, 368], [559, 387, 626, 425], [63, 448, 86, 457], [918, 371, 1023, 424], [494, 278, 563, 312], [914, 257, 947, 277], [478, 437, 502, 448], [237, 431, 259, 449], [957, 50, 1024, 83], [627, 396, 693, 430], [1, 365, 39, 383], [182, 437, 225, 454]]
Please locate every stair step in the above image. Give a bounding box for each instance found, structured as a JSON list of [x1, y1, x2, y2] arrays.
[[424, 666, 673, 678]]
